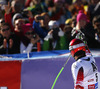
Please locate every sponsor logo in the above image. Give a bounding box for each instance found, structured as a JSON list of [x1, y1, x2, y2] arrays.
[[95, 83, 98, 89], [88, 79, 94, 82], [88, 84, 95, 89], [0, 87, 8, 89]]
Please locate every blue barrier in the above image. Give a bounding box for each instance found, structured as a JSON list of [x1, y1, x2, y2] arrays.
[[0, 49, 100, 60], [0, 50, 70, 59]]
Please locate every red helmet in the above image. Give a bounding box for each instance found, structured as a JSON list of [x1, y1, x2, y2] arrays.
[[69, 39, 86, 57]]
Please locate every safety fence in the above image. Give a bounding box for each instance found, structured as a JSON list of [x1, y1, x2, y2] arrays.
[[0, 50, 100, 89]]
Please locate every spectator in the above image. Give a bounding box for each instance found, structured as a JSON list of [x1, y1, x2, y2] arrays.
[[20, 23, 40, 53], [42, 20, 67, 51], [93, 1, 100, 17], [11, 0, 22, 13], [14, 19, 25, 38], [4, 1, 22, 17], [4, 2, 34, 32], [71, 15, 77, 28], [93, 15, 100, 43], [63, 20, 73, 47], [45, 0, 54, 9], [65, 15, 77, 29], [87, 0, 99, 21], [16, 0, 25, 8], [0, 23, 20, 54], [69, 0, 85, 16], [48, 0, 71, 29], [4, 0, 23, 31], [7, 13, 33, 41], [33, 12, 50, 38], [24, 0, 48, 16], [71, 11, 100, 48]]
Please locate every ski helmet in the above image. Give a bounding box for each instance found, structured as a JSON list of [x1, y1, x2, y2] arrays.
[[69, 38, 86, 57]]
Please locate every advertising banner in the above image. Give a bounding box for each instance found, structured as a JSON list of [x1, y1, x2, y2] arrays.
[[21, 57, 100, 89], [0, 61, 21, 89]]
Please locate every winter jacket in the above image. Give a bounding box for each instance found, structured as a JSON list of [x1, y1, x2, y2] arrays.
[[71, 22, 100, 48], [42, 35, 68, 51], [0, 33, 20, 54], [33, 21, 49, 38]]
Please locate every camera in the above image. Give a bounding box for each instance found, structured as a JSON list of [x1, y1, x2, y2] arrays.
[[52, 27, 60, 40], [52, 27, 60, 34], [36, 16, 44, 20]]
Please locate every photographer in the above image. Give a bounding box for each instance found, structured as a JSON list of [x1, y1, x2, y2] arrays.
[[33, 12, 50, 39], [42, 20, 67, 51], [20, 23, 40, 53]]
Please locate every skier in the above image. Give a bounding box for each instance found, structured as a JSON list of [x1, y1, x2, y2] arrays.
[[69, 38, 98, 89]]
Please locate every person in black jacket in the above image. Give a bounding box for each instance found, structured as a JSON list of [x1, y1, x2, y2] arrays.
[[0, 23, 20, 54], [71, 11, 100, 48]]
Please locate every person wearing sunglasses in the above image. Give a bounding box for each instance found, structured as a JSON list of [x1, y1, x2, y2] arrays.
[[20, 23, 40, 53], [0, 23, 20, 54]]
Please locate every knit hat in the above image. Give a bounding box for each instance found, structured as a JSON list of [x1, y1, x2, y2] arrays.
[[77, 10, 87, 23], [48, 20, 59, 29], [65, 19, 72, 25], [12, 13, 23, 26], [22, 23, 34, 35]]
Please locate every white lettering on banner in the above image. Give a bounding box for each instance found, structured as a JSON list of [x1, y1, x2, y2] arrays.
[[0, 87, 8, 89]]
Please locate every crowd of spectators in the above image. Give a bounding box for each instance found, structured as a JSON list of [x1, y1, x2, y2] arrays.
[[0, 0, 100, 54]]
